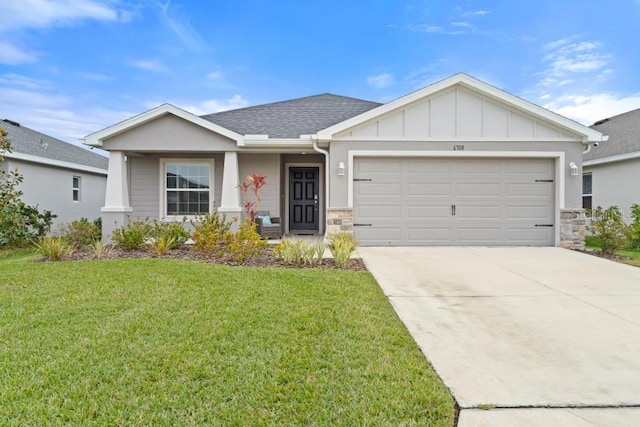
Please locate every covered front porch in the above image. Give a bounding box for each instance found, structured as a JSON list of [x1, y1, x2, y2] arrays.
[[100, 150, 326, 241]]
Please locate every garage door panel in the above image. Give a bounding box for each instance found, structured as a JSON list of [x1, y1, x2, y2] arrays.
[[353, 157, 555, 246], [457, 183, 502, 196], [406, 159, 452, 172], [456, 205, 502, 218], [407, 182, 452, 195], [356, 159, 401, 173], [357, 183, 402, 196], [408, 206, 451, 218], [356, 205, 402, 218], [507, 183, 553, 196], [407, 226, 453, 243]]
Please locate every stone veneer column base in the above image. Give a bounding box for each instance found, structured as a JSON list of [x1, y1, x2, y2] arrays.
[[217, 207, 243, 232], [560, 209, 586, 250], [327, 208, 354, 236]]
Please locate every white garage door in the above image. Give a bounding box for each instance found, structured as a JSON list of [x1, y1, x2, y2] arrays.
[[353, 157, 555, 246]]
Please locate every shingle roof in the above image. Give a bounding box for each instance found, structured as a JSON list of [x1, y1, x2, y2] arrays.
[[586, 108, 640, 161], [1, 119, 108, 170], [201, 93, 382, 138]]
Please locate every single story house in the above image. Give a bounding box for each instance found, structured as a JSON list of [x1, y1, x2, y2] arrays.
[[2, 119, 108, 226], [583, 108, 640, 220], [85, 73, 605, 248]]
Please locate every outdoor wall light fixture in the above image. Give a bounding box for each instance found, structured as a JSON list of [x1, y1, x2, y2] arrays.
[[569, 162, 578, 176], [337, 161, 345, 176]]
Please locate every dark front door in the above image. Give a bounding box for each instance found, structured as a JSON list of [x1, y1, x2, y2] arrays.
[[289, 167, 319, 232]]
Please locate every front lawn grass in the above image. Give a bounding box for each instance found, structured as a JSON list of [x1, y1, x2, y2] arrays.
[[0, 257, 455, 425], [585, 236, 640, 267]]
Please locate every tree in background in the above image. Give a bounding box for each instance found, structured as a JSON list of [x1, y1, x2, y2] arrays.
[[0, 127, 55, 247]]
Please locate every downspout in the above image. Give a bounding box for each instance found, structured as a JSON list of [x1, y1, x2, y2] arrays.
[[312, 138, 330, 238], [583, 135, 609, 155]]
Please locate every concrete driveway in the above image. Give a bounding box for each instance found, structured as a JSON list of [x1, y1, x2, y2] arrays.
[[358, 247, 640, 426]]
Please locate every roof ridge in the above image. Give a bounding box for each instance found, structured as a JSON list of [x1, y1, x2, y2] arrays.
[[201, 93, 378, 118], [590, 107, 640, 127]]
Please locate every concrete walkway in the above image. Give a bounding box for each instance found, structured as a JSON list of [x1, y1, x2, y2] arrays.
[[358, 247, 640, 426]]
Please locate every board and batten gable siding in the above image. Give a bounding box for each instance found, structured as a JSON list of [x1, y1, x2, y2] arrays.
[[335, 86, 573, 140], [101, 114, 238, 152], [238, 154, 280, 218], [583, 159, 640, 219], [6, 158, 106, 225], [128, 153, 225, 221]]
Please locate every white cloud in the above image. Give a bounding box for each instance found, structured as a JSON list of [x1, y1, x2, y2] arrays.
[[541, 39, 610, 78], [206, 71, 223, 81], [0, 73, 48, 89], [0, 0, 125, 31], [545, 93, 640, 126], [129, 59, 168, 72], [0, 42, 38, 65], [0, 84, 132, 148], [367, 73, 396, 89], [159, 1, 208, 52], [462, 9, 490, 17]]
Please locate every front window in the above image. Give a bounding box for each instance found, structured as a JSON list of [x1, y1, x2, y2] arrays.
[[582, 173, 592, 210], [165, 162, 211, 216], [72, 176, 80, 202]]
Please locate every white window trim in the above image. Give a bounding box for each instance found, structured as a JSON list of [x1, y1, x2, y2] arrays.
[[159, 158, 215, 220], [72, 175, 81, 202]]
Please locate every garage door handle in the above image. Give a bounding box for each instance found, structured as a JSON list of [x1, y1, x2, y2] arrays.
[[451, 205, 456, 216], [353, 223, 372, 227], [535, 224, 553, 227]]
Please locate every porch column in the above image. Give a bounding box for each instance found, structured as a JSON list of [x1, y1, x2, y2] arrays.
[[218, 151, 243, 226], [101, 151, 132, 242]]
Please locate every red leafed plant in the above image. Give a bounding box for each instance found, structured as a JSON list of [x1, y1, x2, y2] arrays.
[[239, 173, 268, 221]]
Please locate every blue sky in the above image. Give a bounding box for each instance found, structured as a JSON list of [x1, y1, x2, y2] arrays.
[[1, 0, 639, 148]]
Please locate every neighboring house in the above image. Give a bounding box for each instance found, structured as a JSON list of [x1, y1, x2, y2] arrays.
[[85, 73, 604, 248], [1, 119, 108, 226], [583, 108, 640, 220]]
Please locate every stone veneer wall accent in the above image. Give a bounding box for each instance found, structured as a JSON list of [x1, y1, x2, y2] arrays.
[[327, 208, 353, 236], [560, 209, 585, 250]]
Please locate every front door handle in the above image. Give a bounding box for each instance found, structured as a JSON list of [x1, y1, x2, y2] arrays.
[[451, 204, 457, 216]]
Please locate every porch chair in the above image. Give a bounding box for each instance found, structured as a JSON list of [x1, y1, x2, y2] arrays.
[[255, 211, 282, 239]]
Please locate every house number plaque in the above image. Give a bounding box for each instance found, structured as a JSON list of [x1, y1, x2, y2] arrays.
[[453, 144, 465, 151]]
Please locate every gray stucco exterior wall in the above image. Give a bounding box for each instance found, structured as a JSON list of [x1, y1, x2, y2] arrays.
[[6, 159, 106, 226], [584, 159, 640, 220]]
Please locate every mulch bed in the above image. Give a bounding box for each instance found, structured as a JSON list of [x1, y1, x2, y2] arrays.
[[57, 245, 368, 271], [576, 248, 635, 263]]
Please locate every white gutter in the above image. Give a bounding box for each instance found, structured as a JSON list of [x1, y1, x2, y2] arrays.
[[311, 138, 330, 238], [584, 150, 640, 167], [583, 135, 609, 155], [5, 151, 108, 175]]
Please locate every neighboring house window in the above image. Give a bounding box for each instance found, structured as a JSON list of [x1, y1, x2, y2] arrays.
[[163, 161, 212, 216], [582, 173, 592, 210], [72, 176, 81, 202]]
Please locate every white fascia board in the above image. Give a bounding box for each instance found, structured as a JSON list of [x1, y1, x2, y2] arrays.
[[330, 136, 581, 143], [6, 152, 108, 175], [242, 135, 314, 148], [84, 103, 243, 147], [583, 151, 640, 167], [316, 73, 604, 143]]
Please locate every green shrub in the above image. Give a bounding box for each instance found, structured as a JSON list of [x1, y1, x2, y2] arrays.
[[191, 213, 233, 255], [90, 240, 111, 259], [628, 204, 640, 249], [111, 220, 153, 251], [0, 129, 56, 248], [587, 206, 629, 256], [59, 217, 101, 247], [35, 236, 74, 261], [151, 219, 189, 249], [274, 239, 325, 266], [150, 236, 176, 256], [329, 233, 358, 268], [224, 218, 266, 262]]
